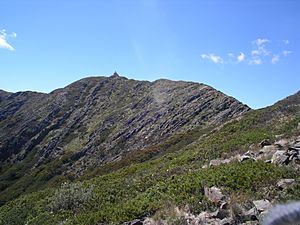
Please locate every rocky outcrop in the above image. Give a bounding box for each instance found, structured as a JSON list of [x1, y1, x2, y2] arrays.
[[0, 74, 250, 176], [206, 135, 300, 169], [204, 186, 225, 204]]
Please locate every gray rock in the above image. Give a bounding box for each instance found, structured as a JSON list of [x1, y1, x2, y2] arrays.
[[241, 221, 259, 225], [260, 139, 272, 147], [271, 150, 289, 165], [253, 200, 272, 212], [204, 186, 225, 204], [220, 217, 234, 225], [209, 159, 223, 167], [274, 139, 289, 147], [220, 202, 228, 210], [122, 219, 143, 225], [277, 179, 295, 189], [293, 142, 300, 149], [240, 155, 255, 162], [202, 164, 208, 169], [243, 207, 258, 221], [258, 145, 278, 160], [209, 158, 231, 167]]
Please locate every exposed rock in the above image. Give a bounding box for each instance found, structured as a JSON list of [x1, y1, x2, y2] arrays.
[[202, 164, 208, 169], [293, 142, 300, 149], [258, 145, 278, 160], [277, 179, 295, 189], [241, 221, 259, 225], [209, 159, 223, 167], [260, 139, 272, 148], [220, 217, 234, 225], [215, 208, 230, 220], [142, 218, 155, 225], [0, 75, 250, 177], [209, 158, 231, 167], [201, 164, 208, 169], [274, 139, 289, 147], [220, 202, 228, 210], [253, 200, 272, 212], [271, 150, 289, 165], [243, 207, 258, 221], [239, 155, 255, 162], [204, 186, 225, 204], [122, 219, 144, 225]]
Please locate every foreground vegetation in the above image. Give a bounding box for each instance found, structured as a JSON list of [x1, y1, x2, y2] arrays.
[[1, 92, 300, 224]]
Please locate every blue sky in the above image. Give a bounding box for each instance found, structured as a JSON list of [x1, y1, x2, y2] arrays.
[[0, 0, 299, 109]]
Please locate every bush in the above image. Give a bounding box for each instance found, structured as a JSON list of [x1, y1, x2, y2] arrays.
[[48, 182, 94, 212]]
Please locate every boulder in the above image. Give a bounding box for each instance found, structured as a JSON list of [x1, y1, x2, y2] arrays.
[[209, 158, 231, 167], [253, 200, 271, 212], [271, 150, 289, 165], [243, 207, 258, 221], [274, 139, 289, 147], [260, 139, 272, 148], [293, 142, 300, 149], [277, 179, 295, 189], [240, 155, 255, 162], [209, 159, 223, 167], [204, 186, 225, 204], [258, 145, 278, 160]]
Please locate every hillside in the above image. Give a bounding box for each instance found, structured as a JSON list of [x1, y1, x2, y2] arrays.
[[0, 73, 249, 206], [0, 75, 299, 225]]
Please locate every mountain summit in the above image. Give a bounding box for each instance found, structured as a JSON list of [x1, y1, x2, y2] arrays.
[[0, 74, 249, 176]]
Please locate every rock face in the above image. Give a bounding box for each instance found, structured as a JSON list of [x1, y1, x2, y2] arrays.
[[277, 179, 295, 189], [204, 186, 225, 204], [253, 200, 272, 212], [0, 74, 250, 176]]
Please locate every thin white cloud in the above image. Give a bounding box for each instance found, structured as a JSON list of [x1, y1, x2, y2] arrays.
[[0, 29, 16, 51], [251, 38, 270, 57], [251, 50, 260, 56], [283, 40, 289, 45], [237, 52, 246, 62], [282, 50, 292, 56], [271, 55, 279, 64], [202, 37, 291, 66], [253, 38, 270, 46], [201, 53, 224, 64], [249, 59, 262, 65]]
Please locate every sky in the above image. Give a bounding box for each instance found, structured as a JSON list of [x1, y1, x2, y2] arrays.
[[0, 0, 299, 109]]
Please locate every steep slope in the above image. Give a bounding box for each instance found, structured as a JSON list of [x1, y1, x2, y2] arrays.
[[0, 89, 299, 225], [0, 73, 249, 204]]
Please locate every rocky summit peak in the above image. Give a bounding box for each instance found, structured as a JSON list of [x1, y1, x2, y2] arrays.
[[0, 75, 250, 177], [111, 71, 120, 78]]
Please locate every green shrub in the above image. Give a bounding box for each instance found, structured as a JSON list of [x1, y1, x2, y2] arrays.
[[48, 182, 94, 212]]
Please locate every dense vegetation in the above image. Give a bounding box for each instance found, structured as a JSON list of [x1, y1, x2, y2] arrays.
[[1, 91, 300, 224]]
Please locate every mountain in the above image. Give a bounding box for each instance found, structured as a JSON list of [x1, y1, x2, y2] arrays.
[[0, 73, 248, 178], [0, 74, 299, 225]]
